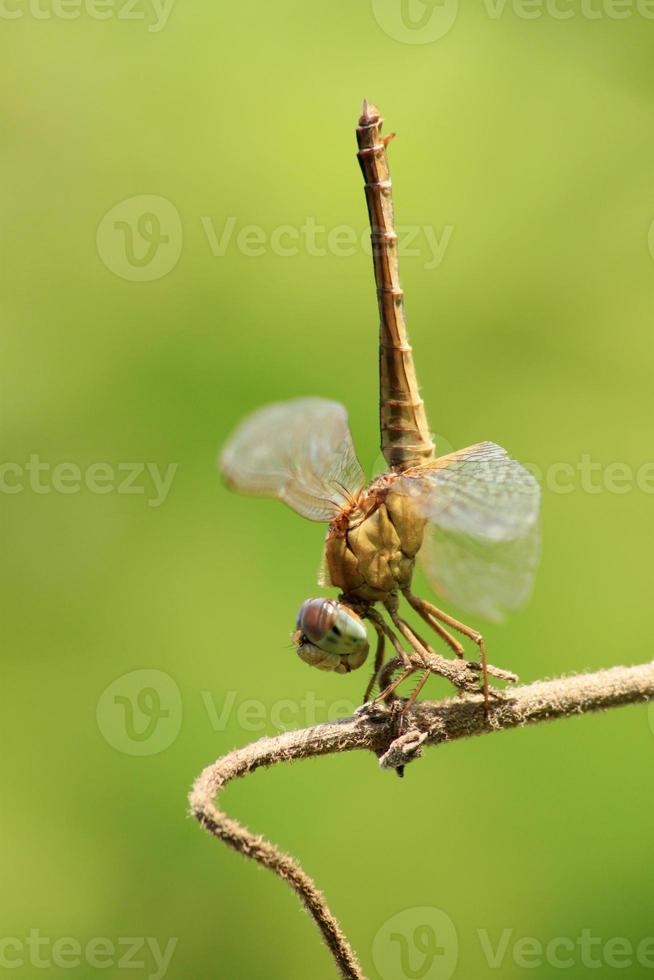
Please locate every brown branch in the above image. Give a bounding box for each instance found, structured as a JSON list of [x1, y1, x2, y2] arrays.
[[189, 661, 654, 980]]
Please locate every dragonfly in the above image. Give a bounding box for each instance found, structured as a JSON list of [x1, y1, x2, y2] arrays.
[[220, 101, 540, 715]]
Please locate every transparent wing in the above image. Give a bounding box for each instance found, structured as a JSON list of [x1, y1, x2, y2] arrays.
[[417, 521, 540, 623], [394, 441, 541, 622], [219, 398, 365, 522]]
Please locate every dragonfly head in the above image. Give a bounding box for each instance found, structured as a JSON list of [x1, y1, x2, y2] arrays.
[[293, 598, 369, 673]]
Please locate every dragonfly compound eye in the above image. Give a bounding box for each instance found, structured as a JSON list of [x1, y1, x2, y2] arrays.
[[295, 598, 369, 673]]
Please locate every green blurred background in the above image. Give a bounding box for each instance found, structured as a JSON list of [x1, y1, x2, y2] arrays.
[[2, 2, 654, 978]]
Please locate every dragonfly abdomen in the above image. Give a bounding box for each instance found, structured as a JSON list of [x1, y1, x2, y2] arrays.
[[356, 101, 435, 472]]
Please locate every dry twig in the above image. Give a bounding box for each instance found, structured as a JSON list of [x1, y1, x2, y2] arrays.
[[189, 660, 654, 980]]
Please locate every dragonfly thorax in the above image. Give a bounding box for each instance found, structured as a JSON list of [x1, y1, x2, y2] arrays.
[[323, 487, 427, 603]]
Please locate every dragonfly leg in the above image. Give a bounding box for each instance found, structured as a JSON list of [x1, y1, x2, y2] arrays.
[[363, 620, 386, 703], [384, 600, 432, 670], [404, 590, 490, 715], [403, 589, 465, 658], [367, 608, 412, 668], [376, 667, 415, 703], [365, 608, 415, 702], [382, 599, 444, 706], [402, 668, 431, 715], [383, 604, 465, 726]]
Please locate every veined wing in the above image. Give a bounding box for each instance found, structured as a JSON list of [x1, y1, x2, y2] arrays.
[[219, 398, 365, 522], [417, 523, 540, 623], [394, 441, 541, 622]]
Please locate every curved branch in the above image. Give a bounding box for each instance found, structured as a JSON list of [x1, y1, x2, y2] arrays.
[[189, 661, 654, 979]]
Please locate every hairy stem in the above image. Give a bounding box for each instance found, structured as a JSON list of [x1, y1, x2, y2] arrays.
[[189, 660, 654, 979]]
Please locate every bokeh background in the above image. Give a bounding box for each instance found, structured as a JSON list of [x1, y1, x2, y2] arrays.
[[3, 3, 654, 978]]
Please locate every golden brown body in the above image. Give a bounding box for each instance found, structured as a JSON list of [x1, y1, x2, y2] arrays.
[[324, 477, 427, 603], [356, 101, 435, 471], [219, 105, 540, 712]]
